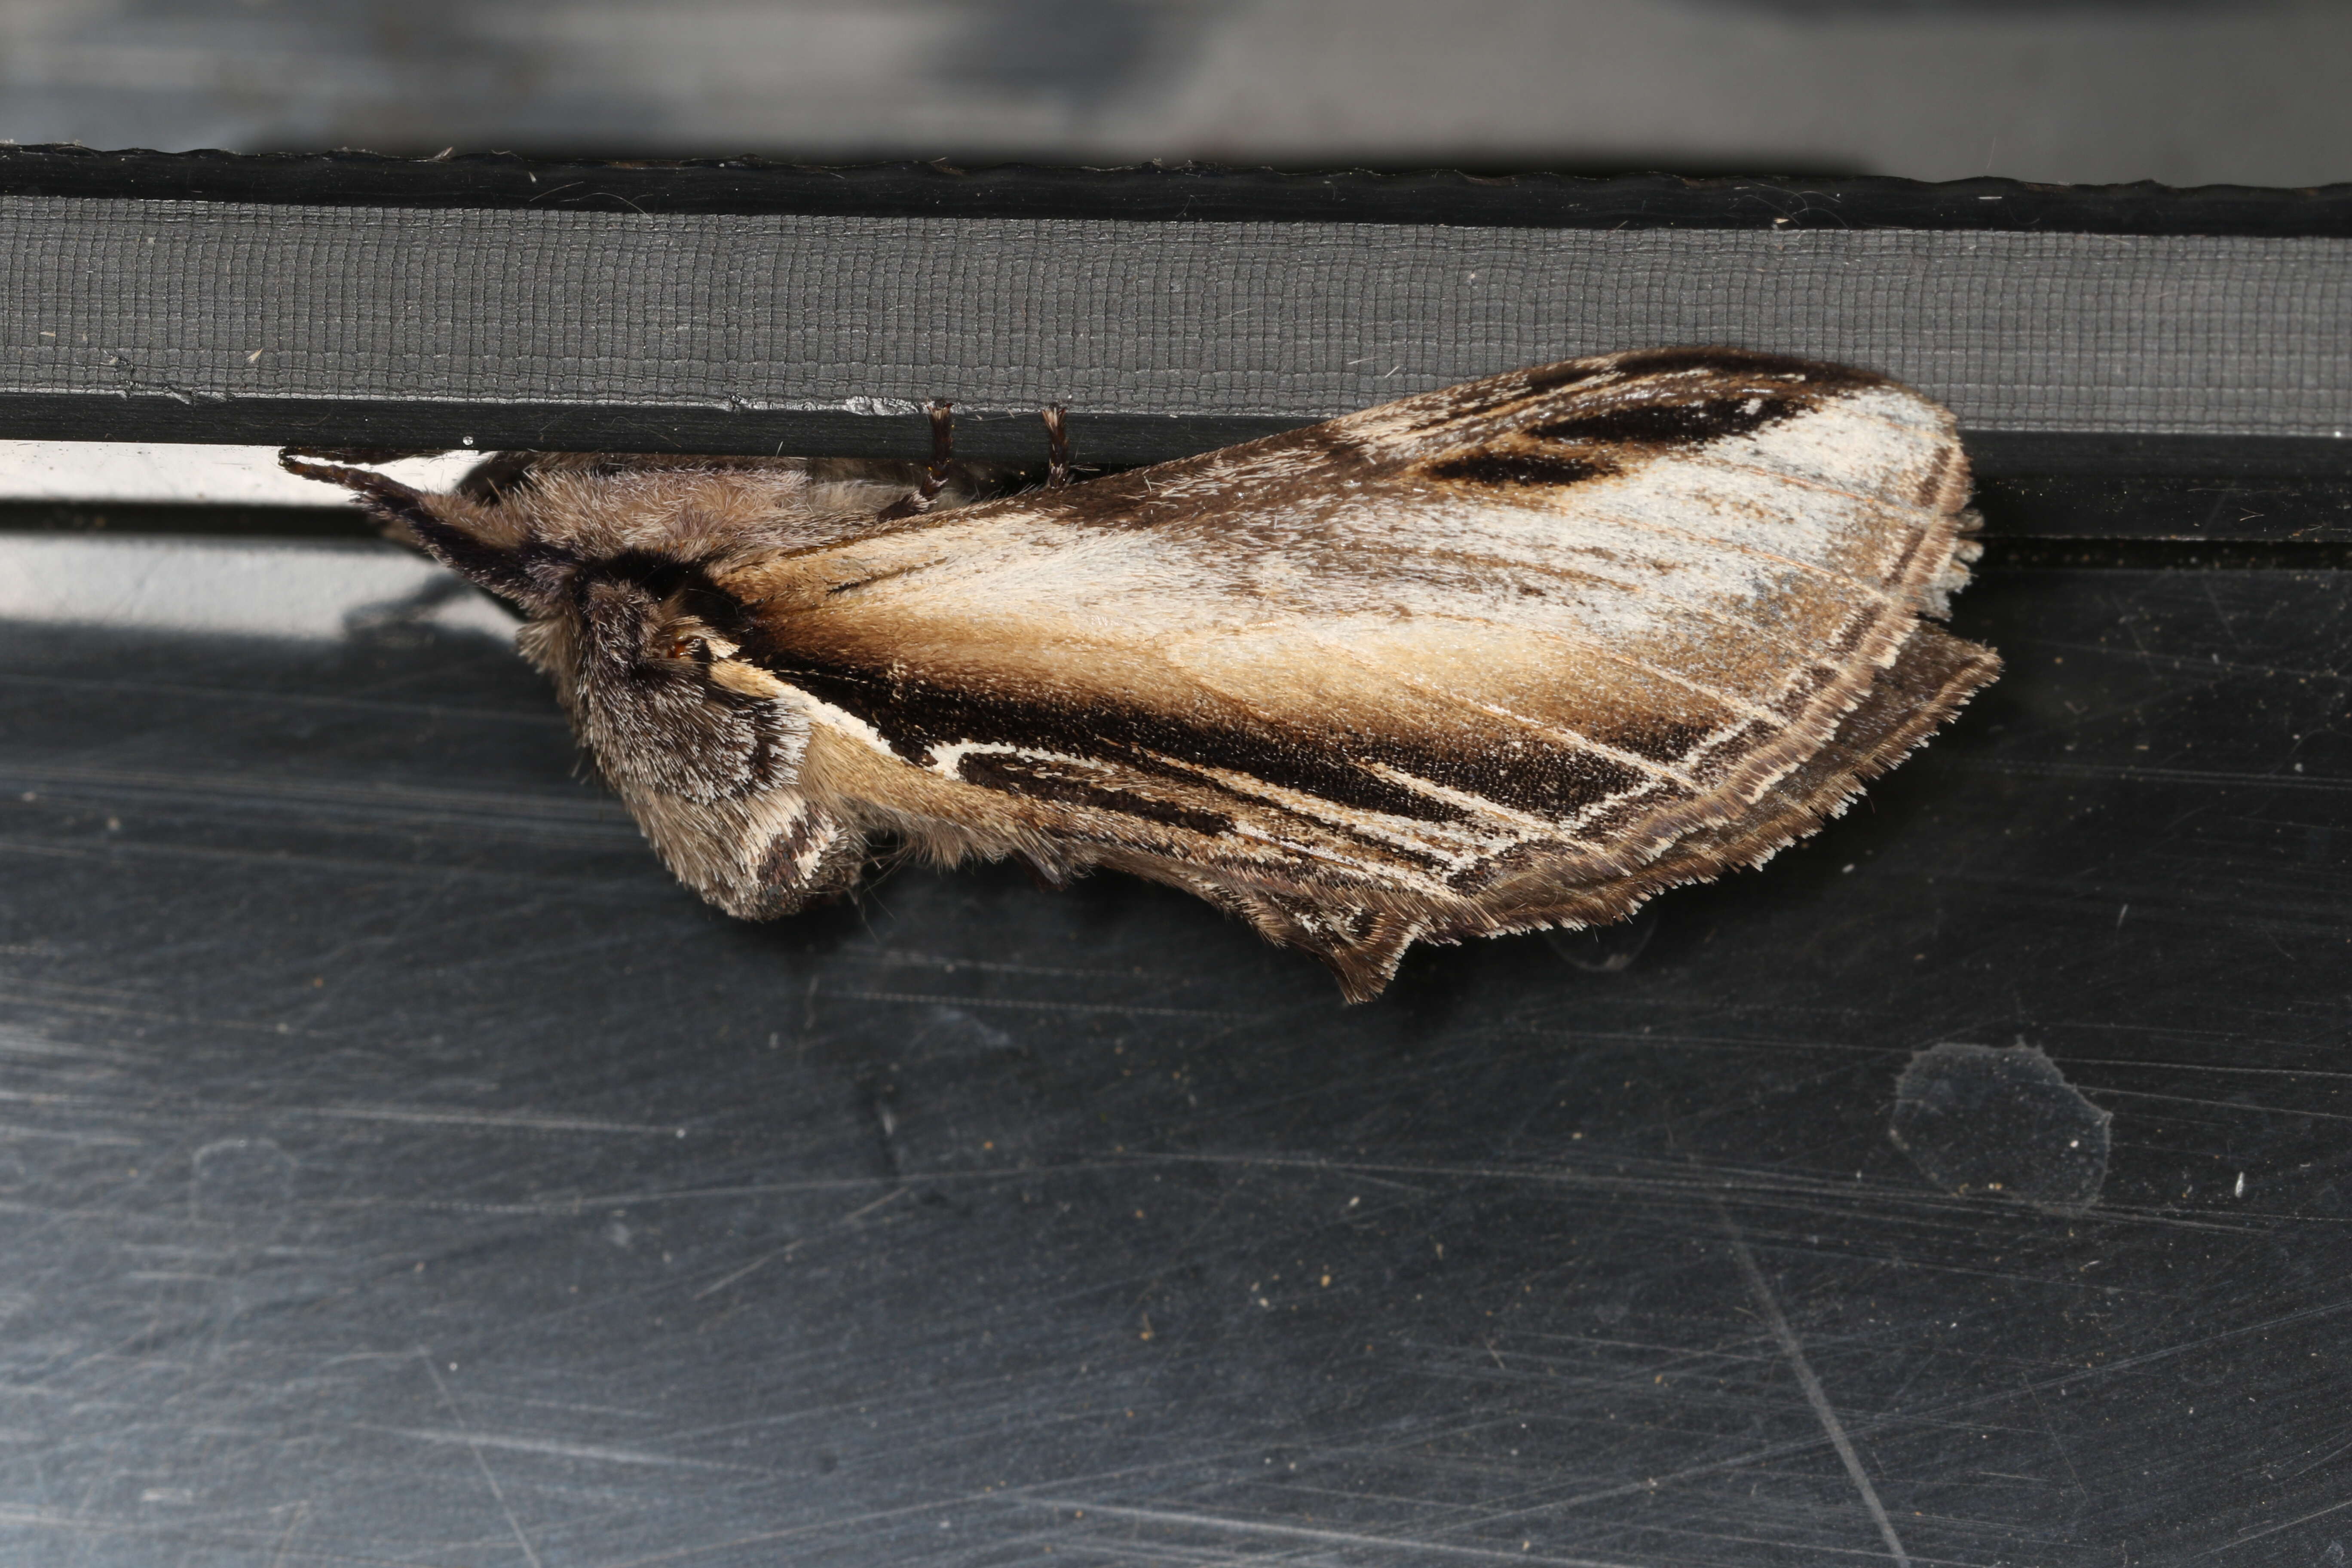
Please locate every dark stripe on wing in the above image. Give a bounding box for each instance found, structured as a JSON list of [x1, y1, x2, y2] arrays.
[[1603, 714, 1718, 766], [1530, 395, 1804, 449], [744, 646, 1469, 822], [744, 638, 1662, 826], [957, 753, 1234, 837], [1425, 452, 1618, 487], [1403, 349, 1884, 433]]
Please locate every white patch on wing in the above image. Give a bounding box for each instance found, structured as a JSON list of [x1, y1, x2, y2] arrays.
[[1710, 390, 1955, 507], [924, 740, 1114, 779], [779, 686, 897, 759], [885, 405, 1928, 692]]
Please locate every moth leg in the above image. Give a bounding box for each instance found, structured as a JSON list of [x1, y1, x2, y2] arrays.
[[877, 399, 955, 521], [920, 398, 956, 498], [1041, 404, 1072, 490]]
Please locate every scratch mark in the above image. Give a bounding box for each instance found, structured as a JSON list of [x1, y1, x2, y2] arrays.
[[314, 1160, 1151, 1216], [2201, 576, 2241, 648], [690, 1240, 803, 1300], [824, 988, 1248, 1020], [1461, 1294, 2352, 1530], [1137, 1148, 2261, 1235], [365, 1424, 753, 1472], [592, 1497, 993, 1568], [2091, 1085, 2352, 1125], [2061, 1045, 2352, 1083], [1020, 1499, 1649, 1566], [2033, 635, 2347, 687], [1719, 1205, 1911, 1567], [296, 1104, 681, 1136], [265, 1500, 311, 1568], [0, 1121, 141, 1147], [0, 985, 346, 1038], [0, 1505, 237, 1542], [0, 761, 618, 826], [853, 948, 1153, 982], [839, 1186, 910, 1225], [2021, 1378, 2087, 1496], [2275, 1426, 2352, 1482], [1948, 757, 2352, 796], [2046, 1294, 2352, 1388], [0, 835, 637, 890], [420, 1348, 544, 1568], [0, 1086, 677, 1136], [2201, 1490, 2352, 1556]]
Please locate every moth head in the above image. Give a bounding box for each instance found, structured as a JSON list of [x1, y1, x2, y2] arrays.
[[282, 449, 809, 805]]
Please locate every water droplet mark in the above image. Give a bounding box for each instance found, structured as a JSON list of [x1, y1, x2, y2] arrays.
[[1889, 1042, 2110, 1210], [191, 1138, 296, 1235]]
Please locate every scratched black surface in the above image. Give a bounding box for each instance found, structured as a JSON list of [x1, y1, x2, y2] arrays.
[[0, 556, 2348, 1568]]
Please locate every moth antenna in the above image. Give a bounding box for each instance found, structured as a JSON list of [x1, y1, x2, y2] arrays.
[[878, 399, 954, 521], [278, 448, 555, 607], [280, 444, 450, 465], [278, 449, 438, 543], [1041, 404, 1071, 490]]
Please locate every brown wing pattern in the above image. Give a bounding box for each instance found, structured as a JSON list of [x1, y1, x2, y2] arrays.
[[709, 348, 1997, 997]]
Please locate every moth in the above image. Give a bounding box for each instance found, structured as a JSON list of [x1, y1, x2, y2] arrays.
[[285, 348, 1999, 1001]]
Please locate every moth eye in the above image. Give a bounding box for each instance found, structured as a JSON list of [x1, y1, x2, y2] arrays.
[[665, 633, 707, 661]]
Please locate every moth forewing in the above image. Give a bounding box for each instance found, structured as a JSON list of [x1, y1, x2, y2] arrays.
[[285, 348, 1998, 1001]]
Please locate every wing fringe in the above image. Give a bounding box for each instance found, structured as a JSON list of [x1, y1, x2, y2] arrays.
[[1266, 624, 2001, 976]]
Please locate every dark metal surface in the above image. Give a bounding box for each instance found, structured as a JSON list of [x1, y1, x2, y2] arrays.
[[1, 537, 2347, 1564]]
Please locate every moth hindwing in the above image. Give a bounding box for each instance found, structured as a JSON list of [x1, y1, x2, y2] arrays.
[[285, 348, 2000, 1001]]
